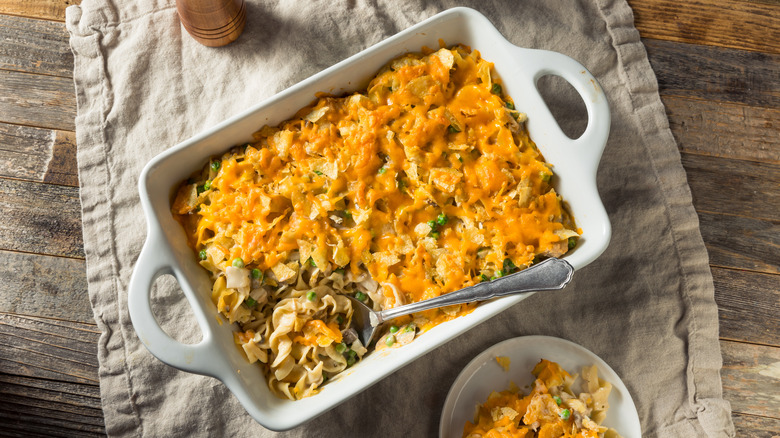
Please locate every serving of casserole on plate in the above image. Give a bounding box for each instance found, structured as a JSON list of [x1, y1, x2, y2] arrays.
[[129, 7, 611, 431]]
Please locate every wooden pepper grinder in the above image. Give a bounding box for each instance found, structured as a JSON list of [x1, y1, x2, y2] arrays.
[[176, 0, 246, 47]]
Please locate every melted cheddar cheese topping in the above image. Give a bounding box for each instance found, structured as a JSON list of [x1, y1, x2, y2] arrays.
[[173, 45, 578, 332]]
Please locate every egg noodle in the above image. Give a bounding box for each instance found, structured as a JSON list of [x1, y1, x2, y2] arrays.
[[172, 45, 579, 400], [463, 359, 622, 438]]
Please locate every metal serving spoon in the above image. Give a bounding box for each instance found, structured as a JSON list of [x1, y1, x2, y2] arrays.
[[346, 257, 574, 346]]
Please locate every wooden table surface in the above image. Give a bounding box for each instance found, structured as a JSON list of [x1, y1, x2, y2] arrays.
[[0, 0, 777, 436]]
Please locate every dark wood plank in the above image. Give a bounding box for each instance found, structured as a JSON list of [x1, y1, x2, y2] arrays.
[[0, 409, 105, 438], [0, 1, 80, 22], [0, 249, 90, 323], [0, 313, 99, 385], [0, 374, 102, 418], [721, 340, 780, 417], [699, 212, 780, 274], [629, 0, 780, 54], [0, 69, 76, 131], [733, 412, 780, 438], [682, 152, 780, 221], [714, 267, 780, 346], [0, 123, 78, 186], [664, 96, 780, 164], [0, 177, 84, 258], [647, 39, 780, 108], [0, 14, 73, 77]]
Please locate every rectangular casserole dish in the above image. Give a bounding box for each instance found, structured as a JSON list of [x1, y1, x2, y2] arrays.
[[128, 7, 611, 431]]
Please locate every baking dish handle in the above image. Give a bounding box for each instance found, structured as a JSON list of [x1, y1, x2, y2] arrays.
[[515, 48, 611, 172], [128, 230, 219, 376]]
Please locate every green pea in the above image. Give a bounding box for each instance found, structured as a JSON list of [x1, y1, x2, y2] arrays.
[[251, 268, 262, 279], [245, 297, 257, 308], [480, 274, 490, 282], [430, 231, 440, 239], [491, 83, 502, 95], [306, 291, 317, 302], [378, 167, 387, 175], [560, 409, 571, 420], [491, 270, 504, 280], [232, 258, 244, 268], [203, 180, 212, 190], [210, 160, 221, 172], [427, 220, 437, 230], [389, 325, 399, 334], [436, 213, 448, 226], [397, 179, 407, 191], [385, 335, 396, 347], [403, 325, 415, 333], [505, 101, 515, 110], [346, 356, 356, 366], [568, 237, 577, 249], [342, 210, 352, 219], [355, 291, 367, 302], [309, 258, 316, 267], [503, 258, 517, 274], [540, 172, 552, 182], [199, 250, 207, 260], [335, 343, 347, 353], [553, 395, 562, 405]]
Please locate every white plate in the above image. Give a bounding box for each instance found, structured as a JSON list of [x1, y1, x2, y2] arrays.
[[440, 335, 641, 438]]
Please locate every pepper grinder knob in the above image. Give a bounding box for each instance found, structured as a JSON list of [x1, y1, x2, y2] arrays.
[[176, 0, 246, 47]]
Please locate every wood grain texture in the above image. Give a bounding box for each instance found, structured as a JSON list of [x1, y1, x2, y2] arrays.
[[0, 313, 103, 437], [0, 69, 76, 131], [629, 0, 780, 54], [0, 177, 84, 258], [0, 408, 105, 438], [0, 313, 99, 385], [664, 96, 780, 164], [0, 0, 81, 22], [647, 38, 780, 108], [0, 123, 78, 186], [0, 13, 73, 77], [733, 412, 780, 438], [713, 267, 780, 346], [721, 340, 780, 417], [0, 249, 91, 323], [699, 212, 780, 274], [681, 152, 780, 221]]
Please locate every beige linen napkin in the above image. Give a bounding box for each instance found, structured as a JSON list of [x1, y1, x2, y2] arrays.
[[67, 0, 734, 436]]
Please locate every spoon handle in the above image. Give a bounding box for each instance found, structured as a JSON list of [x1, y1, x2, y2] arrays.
[[374, 258, 574, 325]]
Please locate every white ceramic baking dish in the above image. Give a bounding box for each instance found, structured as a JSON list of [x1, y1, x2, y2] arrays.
[[128, 7, 611, 431]]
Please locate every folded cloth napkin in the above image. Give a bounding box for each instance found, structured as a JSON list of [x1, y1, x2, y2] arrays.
[[67, 0, 734, 436]]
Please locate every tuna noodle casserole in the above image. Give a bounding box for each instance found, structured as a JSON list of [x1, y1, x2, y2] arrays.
[[464, 360, 622, 438], [172, 45, 579, 400]]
